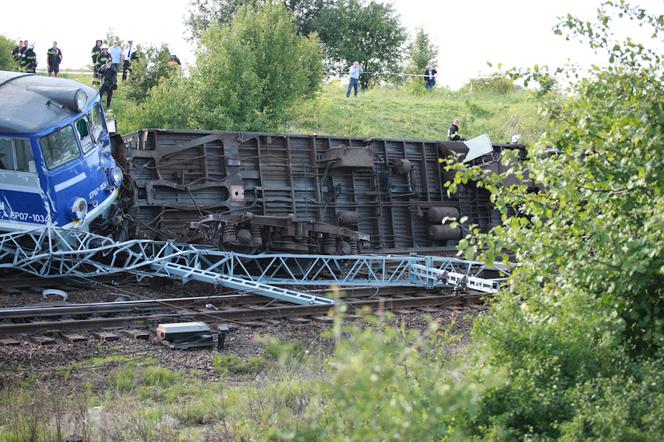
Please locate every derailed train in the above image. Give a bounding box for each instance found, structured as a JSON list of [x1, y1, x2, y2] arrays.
[[0, 71, 526, 255], [114, 129, 526, 254]]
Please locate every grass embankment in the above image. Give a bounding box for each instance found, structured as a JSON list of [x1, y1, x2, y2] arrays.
[[60, 72, 545, 143], [288, 82, 545, 143]]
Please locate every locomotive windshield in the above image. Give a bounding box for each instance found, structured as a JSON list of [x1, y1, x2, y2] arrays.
[[0, 137, 34, 172], [40, 126, 80, 169]]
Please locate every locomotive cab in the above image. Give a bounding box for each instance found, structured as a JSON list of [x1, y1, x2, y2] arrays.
[[0, 71, 122, 232]]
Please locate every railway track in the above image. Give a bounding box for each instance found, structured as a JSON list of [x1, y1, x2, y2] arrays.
[[0, 289, 483, 340]]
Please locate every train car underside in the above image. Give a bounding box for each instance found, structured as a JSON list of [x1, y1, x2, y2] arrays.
[[116, 129, 519, 255]]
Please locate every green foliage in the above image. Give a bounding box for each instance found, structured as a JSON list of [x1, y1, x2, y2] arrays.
[[185, 0, 332, 41], [104, 29, 125, 47], [192, 1, 323, 130], [0, 35, 18, 71], [314, 0, 407, 87], [142, 367, 180, 388], [190, 1, 323, 131], [462, 73, 518, 94], [122, 1, 323, 132], [260, 336, 306, 365], [185, 0, 407, 87], [213, 353, 267, 375], [126, 43, 173, 103], [407, 27, 438, 73], [286, 312, 477, 441], [108, 365, 180, 393], [123, 74, 191, 130], [444, 1, 664, 439]]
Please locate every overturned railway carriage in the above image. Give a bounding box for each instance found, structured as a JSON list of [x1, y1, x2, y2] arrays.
[[118, 129, 524, 254]]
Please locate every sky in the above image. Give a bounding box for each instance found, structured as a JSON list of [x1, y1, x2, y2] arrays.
[[1, 0, 662, 89]]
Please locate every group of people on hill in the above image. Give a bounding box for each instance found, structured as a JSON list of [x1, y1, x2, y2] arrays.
[[12, 40, 62, 76], [345, 63, 439, 98], [344, 63, 463, 140], [90, 39, 140, 108], [7, 38, 183, 110]]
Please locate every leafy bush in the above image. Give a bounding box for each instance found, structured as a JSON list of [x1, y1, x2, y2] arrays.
[[0, 35, 18, 71], [123, 74, 192, 130], [126, 43, 174, 103], [462, 74, 518, 95], [285, 312, 477, 441], [444, 2, 664, 439], [189, 1, 323, 131], [129, 1, 323, 133]]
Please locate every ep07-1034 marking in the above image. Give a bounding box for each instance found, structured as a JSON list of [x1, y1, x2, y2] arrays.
[[2, 211, 50, 223], [89, 182, 108, 200]]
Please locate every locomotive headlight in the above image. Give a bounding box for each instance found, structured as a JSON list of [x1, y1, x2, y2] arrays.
[[75, 90, 88, 113], [71, 197, 88, 221], [110, 167, 123, 187]]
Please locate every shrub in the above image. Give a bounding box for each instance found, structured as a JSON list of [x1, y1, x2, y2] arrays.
[[0, 35, 17, 71], [126, 43, 173, 103], [189, 1, 323, 131], [444, 2, 664, 439], [463, 74, 518, 95]]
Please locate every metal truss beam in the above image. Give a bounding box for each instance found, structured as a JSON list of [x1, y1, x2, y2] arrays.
[[0, 228, 506, 305]]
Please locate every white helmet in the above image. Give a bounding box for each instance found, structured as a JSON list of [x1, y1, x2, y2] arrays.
[[28, 43, 34, 49], [101, 44, 109, 50]]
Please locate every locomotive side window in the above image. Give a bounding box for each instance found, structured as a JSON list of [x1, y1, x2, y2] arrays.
[[40, 126, 80, 169], [75, 116, 94, 153], [0, 138, 34, 172], [89, 103, 105, 142]]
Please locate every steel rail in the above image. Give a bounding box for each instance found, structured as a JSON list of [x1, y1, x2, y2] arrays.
[[0, 293, 483, 337]]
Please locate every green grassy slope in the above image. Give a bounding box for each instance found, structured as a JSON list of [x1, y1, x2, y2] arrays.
[[58, 72, 546, 144], [287, 82, 546, 144]]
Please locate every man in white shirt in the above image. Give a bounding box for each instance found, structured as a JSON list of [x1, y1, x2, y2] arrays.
[[346, 61, 363, 98], [122, 40, 137, 81]]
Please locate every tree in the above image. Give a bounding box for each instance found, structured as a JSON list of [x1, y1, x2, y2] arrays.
[[104, 29, 125, 47], [407, 27, 438, 74], [190, 1, 323, 130], [185, 0, 332, 41], [313, 0, 407, 87], [442, 1, 664, 439], [144, 0, 322, 133], [0, 35, 18, 71], [126, 44, 174, 103]]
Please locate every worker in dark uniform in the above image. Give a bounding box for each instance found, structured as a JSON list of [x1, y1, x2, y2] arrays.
[[19, 40, 28, 57], [448, 119, 465, 141], [91, 40, 103, 85], [424, 67, 437, 89], [95, 44, 112, 83], [98, 61, 118, 109], [12, 40, 22, 65], [21, 43, 37, 73], [47, 41, 63, 77], [18, 40, 28, 71]]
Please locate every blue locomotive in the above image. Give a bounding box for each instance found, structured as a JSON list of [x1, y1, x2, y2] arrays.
[[0, 71, 122, 232]]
